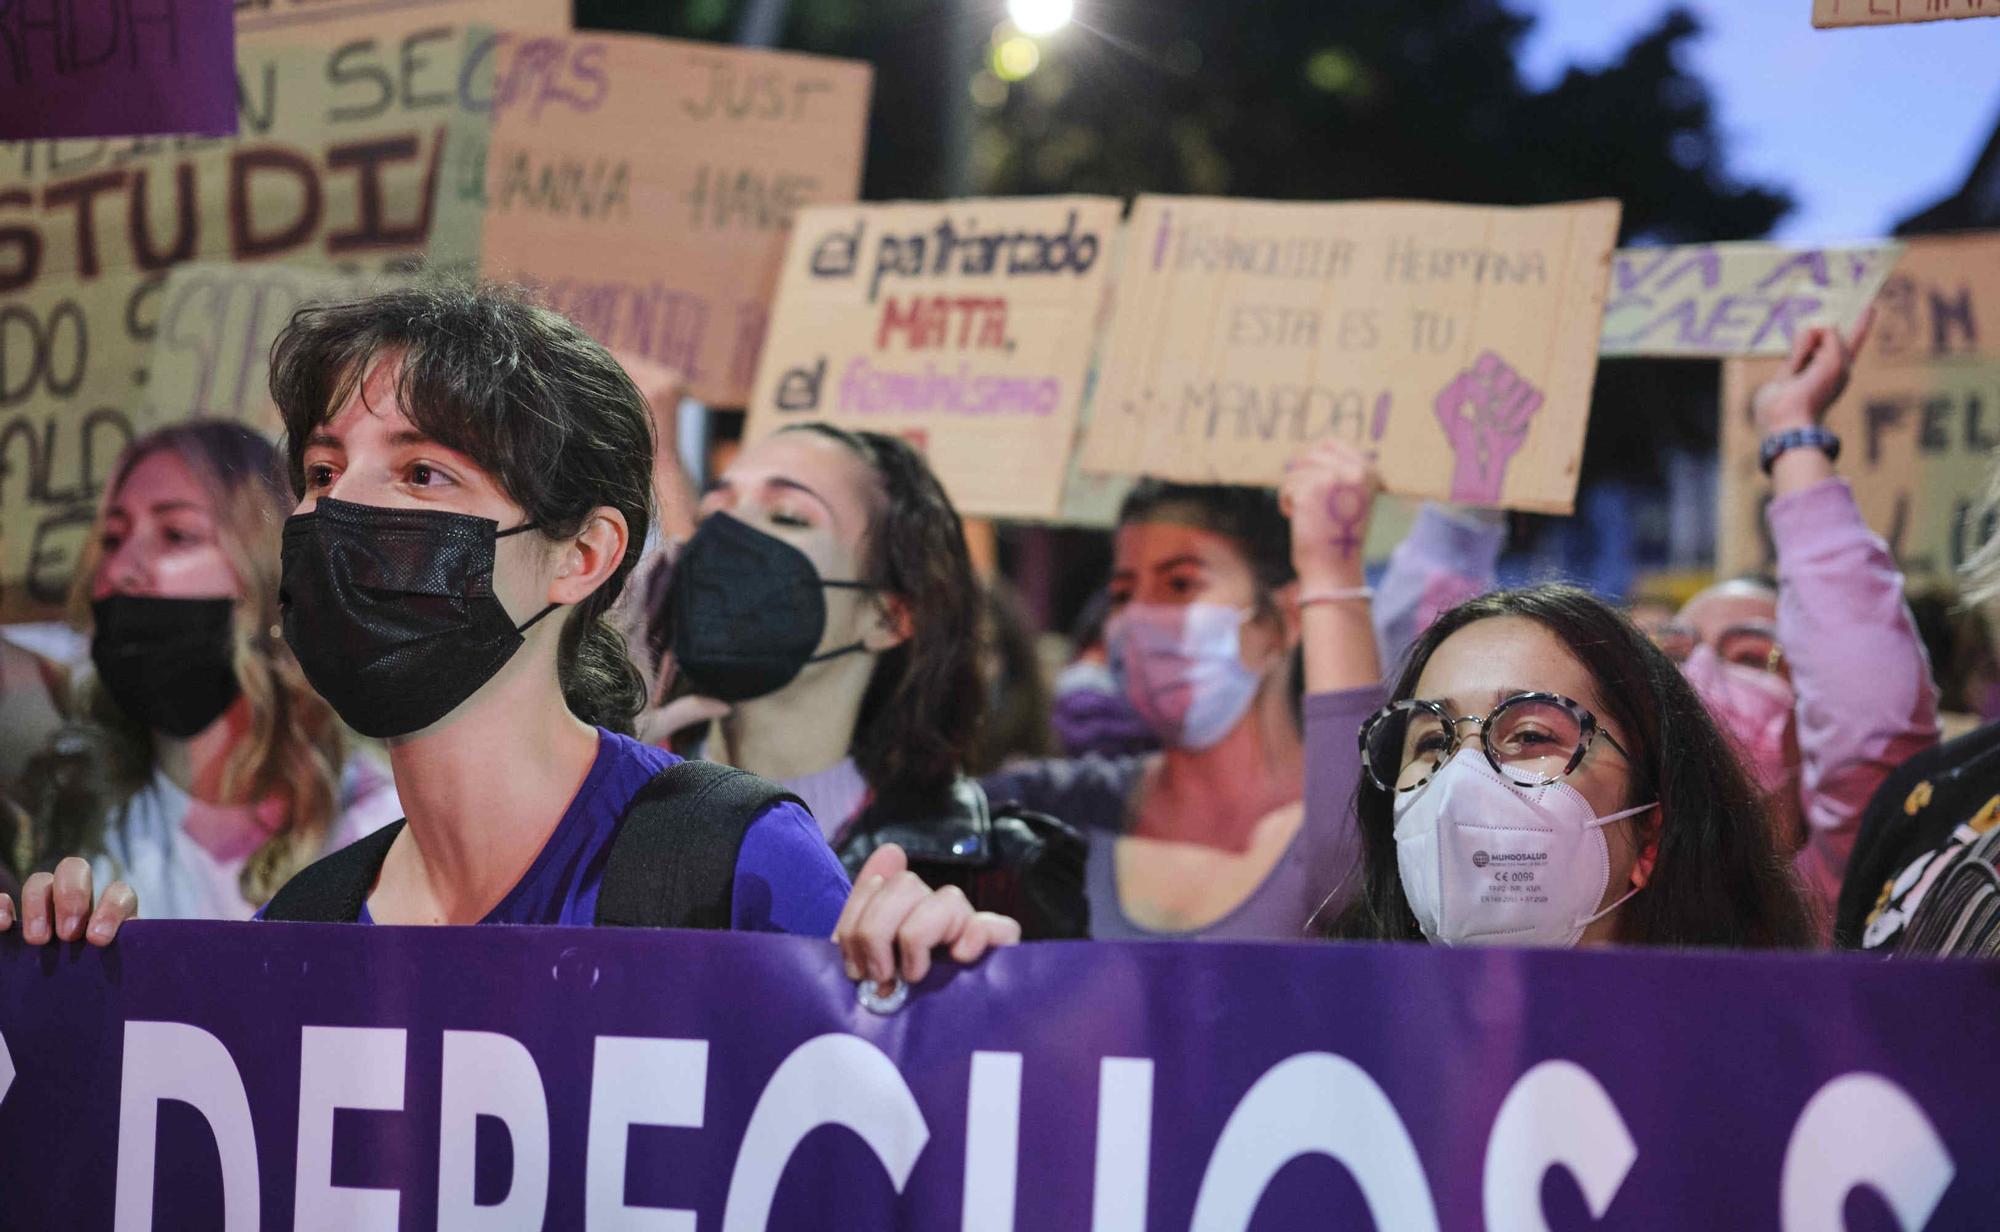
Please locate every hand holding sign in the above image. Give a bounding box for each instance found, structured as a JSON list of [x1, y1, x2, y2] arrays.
[[0, 858, 136, 949], [834, 845, 1022, 997], [1434, 351, 1545, 505]]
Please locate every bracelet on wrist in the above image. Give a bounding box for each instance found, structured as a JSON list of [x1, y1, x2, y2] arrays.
[[1298, 586, 1375, 608], [1759, 426, 1840, 476]]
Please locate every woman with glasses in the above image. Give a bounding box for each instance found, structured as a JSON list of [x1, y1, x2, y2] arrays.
[[1350, 312, 1939, 941], [1325, 584, 1817, 948]]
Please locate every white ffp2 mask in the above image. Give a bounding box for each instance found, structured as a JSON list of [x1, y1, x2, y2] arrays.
[[1393, 748, 1655, 948]]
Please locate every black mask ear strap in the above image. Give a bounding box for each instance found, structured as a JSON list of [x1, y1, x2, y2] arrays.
[[516, 602, 562, 634], [500, 521, 558, 635], [822, 580, 876, 591], [807, 641, 868, 665]]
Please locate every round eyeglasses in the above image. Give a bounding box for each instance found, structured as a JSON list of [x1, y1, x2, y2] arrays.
[[1357, 691, 1632, 793]]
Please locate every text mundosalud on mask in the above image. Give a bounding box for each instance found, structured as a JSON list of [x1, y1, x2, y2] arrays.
[[1395, 748, 1656, 947]]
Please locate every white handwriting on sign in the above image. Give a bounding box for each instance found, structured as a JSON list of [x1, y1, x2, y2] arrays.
[[109, 1027, 1957, 1229]]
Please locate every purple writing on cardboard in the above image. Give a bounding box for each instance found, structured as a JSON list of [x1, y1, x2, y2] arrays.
[[0, 0, 238, 141], [1600, 241, 1901, 359]]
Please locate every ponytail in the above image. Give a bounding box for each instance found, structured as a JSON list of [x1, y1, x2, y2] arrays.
[[560, 616, 648, 736]]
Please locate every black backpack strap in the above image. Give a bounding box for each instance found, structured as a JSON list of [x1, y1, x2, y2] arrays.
[[595, 760, 803, 930], [260, 819, 406, 923]]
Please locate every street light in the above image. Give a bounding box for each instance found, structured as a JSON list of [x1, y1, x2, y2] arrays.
[[1007, 0, 1073, 37]]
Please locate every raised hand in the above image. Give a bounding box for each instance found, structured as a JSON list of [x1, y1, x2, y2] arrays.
[[1280, 440, 1383, 591], [1433, 351, 1544, 505], [1751, 306, 1874, 437]]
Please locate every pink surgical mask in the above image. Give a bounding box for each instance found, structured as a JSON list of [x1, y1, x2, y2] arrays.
[[1681, 644, 1797, 796]]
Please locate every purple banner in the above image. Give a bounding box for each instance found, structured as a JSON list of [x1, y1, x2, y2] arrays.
[[1, 922, 1996, 1229], [0, 0, 237, 141]]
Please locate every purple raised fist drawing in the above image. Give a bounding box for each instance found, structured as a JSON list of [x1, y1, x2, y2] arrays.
[[1433, 351, 1544, 504]]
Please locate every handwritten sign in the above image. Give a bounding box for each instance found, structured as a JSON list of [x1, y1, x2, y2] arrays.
[[1813, 0, 1999, 27], [478, 34, 872, 409], [1601, 241, 1900, 358], [1719, 231, 2000, 578], [236, 0, 569, 41], [0, 27, 495, 620], [743, 197, 1120, 519], [0, 0, 238, 141], [143, 263, 406, 435], [1079, 196, 1620, 514]]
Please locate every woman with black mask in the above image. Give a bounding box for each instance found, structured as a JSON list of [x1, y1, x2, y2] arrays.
[[647, 425, 1088, 939], [7, 283, 1021, 994], [11, 421, 399, 930]]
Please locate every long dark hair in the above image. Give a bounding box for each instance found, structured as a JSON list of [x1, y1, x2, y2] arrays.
[[1331, 585, 1816, 949], [270, 280, 654, 734], [796, 424, 981, 804]]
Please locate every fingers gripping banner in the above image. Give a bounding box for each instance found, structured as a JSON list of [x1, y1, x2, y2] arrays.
[[0, 923, 1995, 1229]]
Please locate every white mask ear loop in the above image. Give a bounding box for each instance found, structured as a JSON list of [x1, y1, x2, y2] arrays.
[[1576, 801, 1658, 929]]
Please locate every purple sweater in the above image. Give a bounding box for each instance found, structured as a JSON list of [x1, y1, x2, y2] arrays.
[[988, 685, 1385, 940]]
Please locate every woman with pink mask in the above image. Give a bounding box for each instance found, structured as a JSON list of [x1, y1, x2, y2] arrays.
[[981, 442, 1385, 940], [1662, 312, 1940, 936]]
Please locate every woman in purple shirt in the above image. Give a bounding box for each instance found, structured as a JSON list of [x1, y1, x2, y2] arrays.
[[7, 283, 1013, 989], [982, 441, 1389, 941]]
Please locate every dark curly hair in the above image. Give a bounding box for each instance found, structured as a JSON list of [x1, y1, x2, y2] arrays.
[[1329, 584, 1816, 949], [269, 279, 654, 734]]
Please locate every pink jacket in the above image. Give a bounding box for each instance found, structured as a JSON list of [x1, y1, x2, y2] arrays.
[[1772, 479, 1939, 936]]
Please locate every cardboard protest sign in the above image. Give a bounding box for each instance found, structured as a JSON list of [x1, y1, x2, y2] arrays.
[[478, 33, 872, 409], [1601, 241, 1900, 358], [143, 262, 408, 434], [744, 197, 1120, 520], [0, 27, 495, 619], [1813, 0, 1999, 27], [1079, 196, 1621, 514], [0, 0, 238, 141], [237, 0, 568, 42], [1718, 232, 2000, 579]]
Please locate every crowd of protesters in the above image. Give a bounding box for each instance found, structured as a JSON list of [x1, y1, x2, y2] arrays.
[[3, 278, 1995, 975]]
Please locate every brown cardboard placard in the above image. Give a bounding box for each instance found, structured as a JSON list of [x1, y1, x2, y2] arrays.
[[1812, 0, 1998, 27], [237, 0, 568, 41], [478, 33, 872, 409], [1078, 195, 1621, 514], [1718, 232, 2000, 580], [1602, 241, 1900, 357], [0, 28, 493, 620], [742, 197, 1122, 520], [143, 263, 409, 437]]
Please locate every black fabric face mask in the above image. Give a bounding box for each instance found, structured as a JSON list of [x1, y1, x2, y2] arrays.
[[90, 594, 241, 739], [279, 497, 558, 739], [665, 512, 875, 703]]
